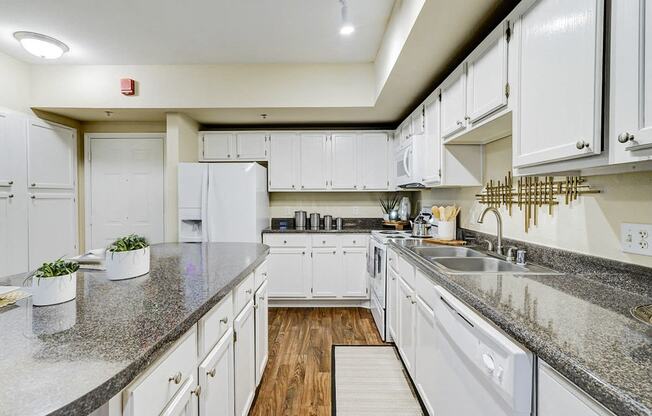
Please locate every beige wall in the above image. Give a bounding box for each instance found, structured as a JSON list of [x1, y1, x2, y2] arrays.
[[270, 192, 389, 218], [0, 51, 31, 114], [418, 137, 652, 268]]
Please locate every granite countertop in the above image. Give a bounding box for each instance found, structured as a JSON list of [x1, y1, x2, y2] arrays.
[[389, 240, 652, 416], [0, 242, 269, 416]]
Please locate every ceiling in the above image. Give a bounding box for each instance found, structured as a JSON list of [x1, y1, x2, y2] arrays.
[[0, 0, 395, 64]]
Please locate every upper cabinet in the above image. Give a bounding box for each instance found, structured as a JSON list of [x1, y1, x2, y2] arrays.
[[609, 0, 652, 165], [268, 132, 299, 191], [512, 0, 604, 168], [330, 133, 358, 190], [440, 64, 468, 139], [28, 120, 76, 189], [358, 133, 390, 191], [200, 132, 268, 161], [299, 133, 329, 190]]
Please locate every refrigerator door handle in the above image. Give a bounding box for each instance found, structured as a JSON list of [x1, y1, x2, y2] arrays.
[[201, 166, 209, 242]]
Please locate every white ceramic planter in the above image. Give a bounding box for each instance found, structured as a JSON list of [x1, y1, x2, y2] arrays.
[[31, 272, 77, 306], [105, 246, 150, 280]]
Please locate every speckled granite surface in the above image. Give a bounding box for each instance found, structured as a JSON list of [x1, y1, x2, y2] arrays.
[[265, 217, 386, 233], [389, 239, 652, 416], [0, 242, 268, 416]]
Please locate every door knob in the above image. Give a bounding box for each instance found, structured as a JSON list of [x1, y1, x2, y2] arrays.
[[618, 132, 635, 143], [575, 140, 589, 150]]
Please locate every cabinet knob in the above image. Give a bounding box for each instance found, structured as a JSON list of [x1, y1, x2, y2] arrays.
[[302, 251, 306, 255], [618, 132, 635, 143], [456, 120, 463, 126], [254, 303, 259, 309], [207, 368, 216, 378], [352, 240, 356, 244], [301, 185, 305, 189], [333, 250, 337, 254], [259, 296, 265, 301], [30, 195, 36, 199], [322, 240, 326, 244], [292, 184, 295, 189], [575, 140, 590, 150], [219, 317, 228, 324], [245, 289, 252, 294], [191, 385, 202, 397], [354, 185, 357, 189], [464, 115, 470, 121], [343, 251, 346, 255], [237, 154, 240, 158], [7, 180, 13, 185], [8, 194, 14, 198], [30, 183, 36, 187], [363, 185, 367, 189], [227, 154, 231, 158], [168, 372, 182, 384], [283, 240, 287, 244]]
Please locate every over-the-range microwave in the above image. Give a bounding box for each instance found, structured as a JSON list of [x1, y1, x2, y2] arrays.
[[395, 139, 425, 189]]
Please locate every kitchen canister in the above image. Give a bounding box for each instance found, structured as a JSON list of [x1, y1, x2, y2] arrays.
[[437, 219, 457, 241], [335, 217, 344, 230], [323, 215, 333, 231], [310, 213, 321, 230], [294, 211, 307, 230]]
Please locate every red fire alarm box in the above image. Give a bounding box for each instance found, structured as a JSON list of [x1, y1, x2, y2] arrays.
[[120, 78, 135, 95]]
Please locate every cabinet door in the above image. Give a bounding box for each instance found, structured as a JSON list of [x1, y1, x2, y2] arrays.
[[0, 191, 27, 276], [234, 301, 256, 416], [513, 0, 603, 167], [202, 133, 234, 160], [254, 281, 269, 386], [160, 377, 198, 416], [412, 106, 425, 136], [235, 133, 268, 160], [397, 277, 416, 377], [387, 268, 399, 343], [28, 193, 77, 270], [199, 329, 234, 416], [358, 133, 389, 190], [422, 99, 442, 184], [415, 296, 437, 416], [311, 248, 341, 298], [342, 247, 367, 298], [299, 133, 328, 190], [610, 0, 652, 164], [0, 114, 14, 187], [466, 22, 508, 124], [28, 120, 75, 189], [330, 133, 357, 189], [268, 133, 298, 191], [440, 65, 467, 139], [267, 248, 309, 298]]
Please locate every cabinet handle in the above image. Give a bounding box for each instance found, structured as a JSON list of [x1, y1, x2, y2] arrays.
[[392, 277, 396, 281], [30, 195, 35, 199], [168, 372, 182, 384], [618, 132, 635, 143], [575, 140, 589, 150], [219, 317, 228, 324], [259, 296, 265, 301], [8, 180, 13, 185], [343, 250, 346, 255], [333, 250, 336, 254], [30, 183, 36, 187], [245, 289, 252, 294], [411, 299, 417, 305], [456, 121, 463, 126], [207, 368, 216, 378], [8, 194, 14, 198], [262, 272, 267, 276], [191, 385, 202, 397]]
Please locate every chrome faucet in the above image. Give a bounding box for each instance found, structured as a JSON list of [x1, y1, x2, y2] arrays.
[[477, 207, 503, 255]]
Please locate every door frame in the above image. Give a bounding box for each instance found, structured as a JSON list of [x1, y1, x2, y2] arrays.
[[83, 133, 166, 251]]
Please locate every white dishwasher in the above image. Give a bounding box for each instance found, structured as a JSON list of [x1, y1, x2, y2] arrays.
[[432, 286, 533, 416]]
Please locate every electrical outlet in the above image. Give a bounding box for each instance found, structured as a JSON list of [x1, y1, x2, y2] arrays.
[[621, 223, 652, 256]]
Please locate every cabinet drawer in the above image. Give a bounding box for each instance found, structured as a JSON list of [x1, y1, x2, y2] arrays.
[[254, 259, 268, 290], [311, 234, 339, 247], [199, 295, 233, 359], [387, 248, 399, 272], [398, 255, 415, 288], [124, 327, 197, 416], [340, 234, 367, 247], [234, 272, 255, 314], [263, 234, 309, 247], [415, 268, 437, 310]]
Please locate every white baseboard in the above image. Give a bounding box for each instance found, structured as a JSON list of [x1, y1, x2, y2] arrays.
[[269, 299, 370, 308]]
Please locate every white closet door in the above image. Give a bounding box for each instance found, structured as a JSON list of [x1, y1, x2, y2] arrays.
[[28, 120, 76, 189], [89, 138, 164, 250], [28, 193, 77, 269]]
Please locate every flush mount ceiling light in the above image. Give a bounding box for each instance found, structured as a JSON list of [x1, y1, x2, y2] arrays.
[[13, 31, 69, 59], [339, 0, 355, 35]]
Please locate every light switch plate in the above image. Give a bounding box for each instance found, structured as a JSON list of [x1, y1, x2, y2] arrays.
[[621, 223, 652, 256]]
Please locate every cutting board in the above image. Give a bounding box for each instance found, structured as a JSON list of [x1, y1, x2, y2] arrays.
[[422, 238, 467, 246]]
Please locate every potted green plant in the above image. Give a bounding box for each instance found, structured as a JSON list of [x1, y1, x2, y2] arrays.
[[379, 193, 401, 221], [105, 234, 150, 280], [30, 258, 79, 306]]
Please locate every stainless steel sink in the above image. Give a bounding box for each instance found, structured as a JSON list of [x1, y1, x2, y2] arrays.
[[411, 246, 485, 258], [430, 257, 559, 275]]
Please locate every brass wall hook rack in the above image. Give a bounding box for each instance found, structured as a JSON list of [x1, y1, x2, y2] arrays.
[[475, 172, 600, 232]]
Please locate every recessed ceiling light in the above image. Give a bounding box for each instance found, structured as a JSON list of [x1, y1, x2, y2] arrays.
[[13, 31, 69, 59], [339, 0, 355, 36], [340, 24, 355, 36]]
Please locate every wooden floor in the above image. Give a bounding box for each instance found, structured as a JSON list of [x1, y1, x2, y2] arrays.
[[249, 307, 385, 416]]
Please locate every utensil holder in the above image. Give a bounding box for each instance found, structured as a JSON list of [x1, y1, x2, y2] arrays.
[[437, 220, 456, 241]]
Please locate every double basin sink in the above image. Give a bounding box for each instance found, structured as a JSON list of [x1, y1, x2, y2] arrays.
[[409, 245, 559, 275]]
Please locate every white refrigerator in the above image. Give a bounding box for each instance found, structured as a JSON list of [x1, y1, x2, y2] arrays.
[[178, 163, 269, 243]]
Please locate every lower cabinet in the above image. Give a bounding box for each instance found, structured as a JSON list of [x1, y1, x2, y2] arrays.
[[255, 280, 269, 385], [198, 328, 235, 416], [397, 276, 416, 378], [312, 247, 341, 297], [386, 266, 399, 342], [342, 247, 368, 297], [414, 295, 436, 416], [234, 300, 256, 416], [160, 376, 199, 416], [267, 247, 310, 298]]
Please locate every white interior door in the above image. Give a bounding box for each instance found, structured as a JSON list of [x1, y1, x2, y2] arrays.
[[89, 137, 164, 250]]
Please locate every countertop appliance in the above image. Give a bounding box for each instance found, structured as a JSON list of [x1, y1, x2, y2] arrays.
[[431, 285, 533, 416], [294, 211, 307, 230], [178, 163, 269, 243], [368, 230, 420, 341]]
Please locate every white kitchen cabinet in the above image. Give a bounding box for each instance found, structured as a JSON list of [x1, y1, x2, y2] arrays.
[[201, 132, 233, 160], [415, 295, 437, 416], [512, 0, 604, 167], [28, 193, 77, 270], [330, 133, 357, 189], [311, 247, 341, 297], [411, 105, 425, 136], [266, 247, 309, 298], [400, 121, 413, 146], [341, 247, 367, 298], [358, 133, 389, 190], [28, 120, 76, 190], [397, 276, 416, 378], [466, 22, 509, 125], [160, 377, 198, 416], [234, 300, 256, 416], [538, 360, 614, 416], [417, 98, 442, 185], [235, 132, 268, 160], [268, 132, 299, 191], [299, 133, 329, 190], [387, 267, 399, 343], [254, 280, 269, 385], [609, 0, 652, 164], [440, 64, 467, 139], [198, 328, 234, 416], [0, 114, 15, 187]]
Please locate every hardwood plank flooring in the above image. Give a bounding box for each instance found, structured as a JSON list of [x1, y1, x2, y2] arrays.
[[250, 307, 385, 416]]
